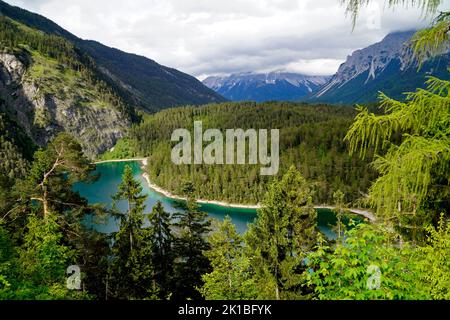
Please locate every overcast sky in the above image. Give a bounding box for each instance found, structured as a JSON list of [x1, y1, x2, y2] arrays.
[[6, 0, 450, 79]]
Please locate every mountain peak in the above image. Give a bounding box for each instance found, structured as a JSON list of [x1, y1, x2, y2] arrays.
[[311, 30, 449, 104], [203, 71, 331, 102]]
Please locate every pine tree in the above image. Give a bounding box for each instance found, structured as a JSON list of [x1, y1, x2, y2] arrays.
[[200, 217, 257, 300], [109, 165, 153, 299], [172, 181, 211, 300], [23, 133, 93, 219], [245, 166, 318, 300], [147, 201, 173, 299]]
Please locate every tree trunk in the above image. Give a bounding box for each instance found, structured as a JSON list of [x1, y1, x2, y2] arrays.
[[130, 231, 133, 252], [43, 186, 49, 218]]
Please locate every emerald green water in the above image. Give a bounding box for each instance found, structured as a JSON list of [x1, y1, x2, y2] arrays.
[[73, 161, 359, 238]]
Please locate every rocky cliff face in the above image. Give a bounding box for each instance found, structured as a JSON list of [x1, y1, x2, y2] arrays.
[[0, 52, 25, 83], [314, 31, 415, 98], [0, 51, 130, 159], [311, 30, 450, 104]]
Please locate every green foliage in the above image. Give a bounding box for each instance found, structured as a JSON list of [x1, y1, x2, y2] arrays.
[[0, 112, 35, 179], [345, 75, 450, 238], [245, 166, 318, 299], [201, 217, 257, 300], [0, 134, 106, 299], [18, 132, 95, 221], [0, 224, 15, 297], [418, 214, 450, 299], [19, 214, 74, 286], [0, 215, 90, 300], [100, 138, 137, 161], [306, 216, 450, 300], [306, 223, 421, 299], [412, 12, 450, 64]]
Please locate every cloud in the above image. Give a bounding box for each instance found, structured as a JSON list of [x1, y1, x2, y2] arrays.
[[6, 0, 449, 77]]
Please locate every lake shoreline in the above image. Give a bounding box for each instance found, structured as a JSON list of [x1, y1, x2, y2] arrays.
[[95, 158, 375, 221], [141, 172, 261, 210], [94, 158, 148, 165]]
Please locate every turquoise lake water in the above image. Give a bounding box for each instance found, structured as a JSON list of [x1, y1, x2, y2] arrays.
[[73, 161, 359, 238]]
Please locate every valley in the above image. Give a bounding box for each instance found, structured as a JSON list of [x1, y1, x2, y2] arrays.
[[0, 0, 449, 303]]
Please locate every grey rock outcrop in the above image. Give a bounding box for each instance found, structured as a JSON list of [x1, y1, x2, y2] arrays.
[[0, 51, 130, 159]]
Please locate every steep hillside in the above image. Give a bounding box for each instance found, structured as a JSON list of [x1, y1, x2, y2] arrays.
[[0, 16, 132, 158], [204, 72, 330, 102], [312, 31, 450, 104], [0, 0, 226, 112]]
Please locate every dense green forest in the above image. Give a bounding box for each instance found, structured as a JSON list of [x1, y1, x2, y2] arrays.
[[103, 102, 378, 205], [0, 112, 35, 179]]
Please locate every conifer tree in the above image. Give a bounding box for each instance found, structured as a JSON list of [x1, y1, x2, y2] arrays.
[[109, 165, 153, 299], [147, 201, 173, 298], [172, 182, 211, 300], [24, 133, 93, 219], [19, 214, 74, 289], [200, 217, 257, 300], [245, 166, 318, 300], [345, 75, 450, 240]]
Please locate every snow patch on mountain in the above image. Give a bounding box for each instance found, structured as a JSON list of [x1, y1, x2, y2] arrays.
[[203, 71, 331, 102]]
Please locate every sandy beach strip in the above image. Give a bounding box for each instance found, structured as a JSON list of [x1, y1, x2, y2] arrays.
[[93, 158, 148, 165]]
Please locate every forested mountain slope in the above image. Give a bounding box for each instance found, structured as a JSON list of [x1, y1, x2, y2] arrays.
[[0, 0, 226, 113], [0, 16, 133, 160], [106, 102, 377, 205]]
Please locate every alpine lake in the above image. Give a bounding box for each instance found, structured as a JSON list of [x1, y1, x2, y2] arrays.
[[73, 161, 363, 239]]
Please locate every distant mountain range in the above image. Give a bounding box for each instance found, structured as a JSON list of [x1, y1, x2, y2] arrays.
[[0, 0, 225, 113], [203, 72, 330, 102], [204, 31, 449, 104], [311, 31, 450, 104]]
